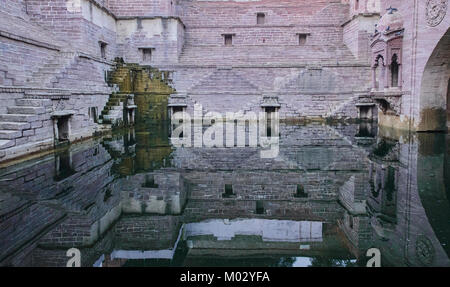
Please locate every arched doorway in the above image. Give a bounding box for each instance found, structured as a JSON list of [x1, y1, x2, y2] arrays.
[[418, 28, 450, 131], [391, 54, 399, 88], [373, 55, 385, 90]]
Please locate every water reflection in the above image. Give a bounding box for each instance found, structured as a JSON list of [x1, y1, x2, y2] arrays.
[[0, 122, 449, 267]]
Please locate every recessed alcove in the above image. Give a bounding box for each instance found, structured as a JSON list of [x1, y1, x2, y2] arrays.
[[52, 111, 74, 146], [222, 184, 236, 198]]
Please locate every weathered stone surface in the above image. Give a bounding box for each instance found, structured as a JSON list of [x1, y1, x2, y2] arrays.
[[0, 130, 21, 140], [0, 114, 38, 123], [0, 122, 30, 130], [7, 106, 46, 115]]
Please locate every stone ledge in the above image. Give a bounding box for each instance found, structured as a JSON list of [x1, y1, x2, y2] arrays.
[[0, 86, 111, 97], [156, 62, 371, 69], [0, 30, 60, 51], [188, 23, 343, 29], [78, 52, 115, 66]]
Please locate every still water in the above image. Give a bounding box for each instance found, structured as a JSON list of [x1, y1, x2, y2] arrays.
[[0, 121, 449, 267]]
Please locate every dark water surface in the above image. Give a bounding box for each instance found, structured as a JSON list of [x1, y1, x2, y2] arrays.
[[0, 121, 449, 267]]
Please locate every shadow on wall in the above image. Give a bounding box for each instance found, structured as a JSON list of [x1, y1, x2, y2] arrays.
[[418, 28, 450, 132]]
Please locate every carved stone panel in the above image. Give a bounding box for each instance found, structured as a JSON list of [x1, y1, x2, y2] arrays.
[[426, 0, 448, 27]]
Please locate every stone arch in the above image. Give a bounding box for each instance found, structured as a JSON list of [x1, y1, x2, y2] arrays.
[[390, 54, 399, 87], [373, 54, 385, 90], [418, 28, 450, 131]]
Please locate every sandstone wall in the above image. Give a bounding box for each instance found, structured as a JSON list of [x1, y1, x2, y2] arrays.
[[0, 88, 110, 161], [108, 0, 176, 17], [116, 18, 184, 65], [0, 0, 27, 17], [26, 0, 117, 59], [378, 0, 450, 131]]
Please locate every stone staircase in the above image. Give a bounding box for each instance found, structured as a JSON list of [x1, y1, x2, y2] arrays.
[[188, 68, 260, 95], [26, 52, 78, 88], [179, 45, 357, 66], [0, 98, 51, 159], [99, 63, 176, 126], [99, 93, 128, 125], [107, 63, 175, 93]]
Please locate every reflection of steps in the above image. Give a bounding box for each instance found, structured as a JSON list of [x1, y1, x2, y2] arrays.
[[26, 52, 78, 88], [0, 99, 51, 159]]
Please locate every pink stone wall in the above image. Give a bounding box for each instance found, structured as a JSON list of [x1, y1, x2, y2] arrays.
[[0, 36, 58, 86], [343, 15, 379, 62], [0, 0, 27, 17], [179, 0, 346, 26], [0, 10, 61, 86], [380, 0, 450, 129], [26, 0, 118, 60], [108, 0, 175, 17], [26, 0, 84, 48], [117, 18, 184, 65]]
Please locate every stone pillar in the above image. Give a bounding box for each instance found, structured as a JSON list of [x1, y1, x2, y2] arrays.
[[67, 118, 72, 140], [53, 119, 59, 142], [372, 67, 377, 89], [398, 64, 402, 89], [384, 64, 389, 89], [386, 64, 391, 88]]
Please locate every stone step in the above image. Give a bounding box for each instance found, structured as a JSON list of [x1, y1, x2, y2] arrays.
[[0, 122, 31, 130], [15, 99, 52, 107], [7, 106, 46, 115], [0, 139, 15, 150], [0, 114, 39, 122], [0, 130, 22, 140]]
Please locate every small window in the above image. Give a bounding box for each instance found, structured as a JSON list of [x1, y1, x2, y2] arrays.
[[256, 201, 265, 214], [257, 13, 265, 25], [294, 184, 308, 198], [298, 34, 308, 46], [143, 175, 159, 188], [264, 107, 277, 137], [224, 34, 233, 46], [142, 48, 152, 63], [100, 42, 107, 59], [391, 54, 399, 87], [89, 107, 98, 123], [57, 117, 70, 142], [222, 184, 235, 198]]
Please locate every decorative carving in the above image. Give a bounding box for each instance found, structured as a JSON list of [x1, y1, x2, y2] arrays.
[[426, 0, 448, 27], [55, 100, 66, 111], [416, 236, 435, 266]]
